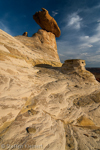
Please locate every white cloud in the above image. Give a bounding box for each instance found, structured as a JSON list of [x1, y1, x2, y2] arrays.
[[67, 13, 82, 30], [57, 22, 100, 66], [85, 36, 89, 39], [86, 55, 100, 63], [88, 45, 93, 47], [57, 5, 100, 66], [0, 13, 13, 35], [59, 53, 65, 56], [83, 24, 100, 44], [0, 21, 12, 35], [52, 11, 58, 17], [81, 53, 88, 56], [80, 36, 90, 41]]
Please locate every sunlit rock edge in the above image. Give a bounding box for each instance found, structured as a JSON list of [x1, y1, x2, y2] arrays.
[[0, 29, 100, 150]]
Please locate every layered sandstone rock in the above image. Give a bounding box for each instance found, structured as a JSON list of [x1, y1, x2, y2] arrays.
[[33, 8, 61, 37], [0, 30, 100, 150], [32, 29, 57, 50], [15, 29, 61, 67], [61, 59, 96, 82], [61, 59, 86, 72]]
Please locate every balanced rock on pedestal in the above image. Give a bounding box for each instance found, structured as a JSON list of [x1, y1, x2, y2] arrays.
[[33, 8, 61, 37]]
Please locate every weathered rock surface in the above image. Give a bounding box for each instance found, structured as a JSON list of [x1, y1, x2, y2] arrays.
[[61, 59, 96, 82], [0, 30, 100, 150], [33, 8, 61, 37], [32, 29, 57, 50], [15, 29, 61, 67], [22, 32, 28, 37], [62, 59, 86, 72]]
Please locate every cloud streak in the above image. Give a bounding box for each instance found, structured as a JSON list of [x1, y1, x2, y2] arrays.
[[67, 13, 82, 30], [0, 13, 13, 35], [52, 10, 58, 17], [57, 5, 100, 67], [0, 21, 12, 35]]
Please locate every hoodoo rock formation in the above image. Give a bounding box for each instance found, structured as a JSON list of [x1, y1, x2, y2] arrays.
[[15, 29, 61, 67], [33, 8, 61, 37], [15, 8, 61, 67], [0, 9, 100, 150]]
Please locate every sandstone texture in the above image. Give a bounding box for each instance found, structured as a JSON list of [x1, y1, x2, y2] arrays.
[[0, 30, 100, 150], [61, 59, 96, 82], [33, 8, 61, 37], [15, 29, 61, 67]]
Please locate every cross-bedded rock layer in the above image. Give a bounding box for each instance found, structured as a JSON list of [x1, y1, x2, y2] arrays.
[[15, 29, 61, 67], [0, 30, 100, 150]]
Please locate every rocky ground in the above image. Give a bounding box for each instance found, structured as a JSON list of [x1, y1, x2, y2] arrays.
[[0, 29, 100, 150]]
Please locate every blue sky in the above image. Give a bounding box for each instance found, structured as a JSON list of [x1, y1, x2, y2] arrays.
[[0, 0, 100, 67]]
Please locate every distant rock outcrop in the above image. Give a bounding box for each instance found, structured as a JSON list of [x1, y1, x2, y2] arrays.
[[33, 8, 61, 37], [97, 78, 100, 82], [61, 59, 97, 82], [62, 59, 86, 72], [22, 32, 28, 37]]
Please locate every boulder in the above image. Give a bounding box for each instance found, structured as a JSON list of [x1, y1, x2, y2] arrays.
[[33, 8, 61, 37], [22, 32, 28, 37]]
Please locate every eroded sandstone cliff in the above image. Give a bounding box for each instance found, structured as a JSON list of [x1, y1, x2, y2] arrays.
[[15, 29, 61, 66], [0, 29, 100, 150]]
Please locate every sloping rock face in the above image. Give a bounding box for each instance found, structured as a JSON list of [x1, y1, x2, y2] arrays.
[[33, 8, 61, 37], [0, 30, 100, 150], [15, 29, 61, 67], [32, 29, 57, 50]]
